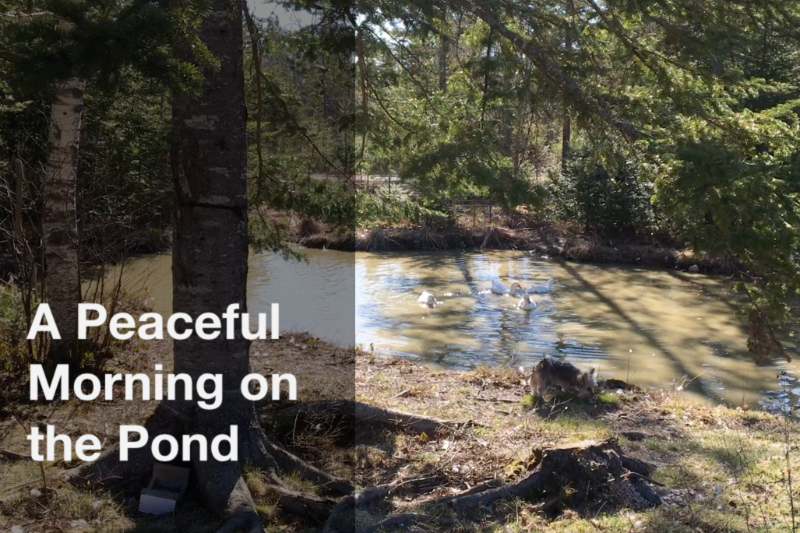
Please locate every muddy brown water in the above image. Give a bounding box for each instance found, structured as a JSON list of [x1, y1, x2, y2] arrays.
[[88, 249, 799, 413]]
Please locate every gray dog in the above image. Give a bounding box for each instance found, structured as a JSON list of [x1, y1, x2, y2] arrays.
[[520, 356, 598, 399]]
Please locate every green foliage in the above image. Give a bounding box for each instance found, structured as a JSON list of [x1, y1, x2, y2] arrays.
[[0, 0, 209, 98], [356, 188, 442, 228], [359, 13, 554, 211], [595, 391, 620, 406], [550, 149, 655, 238], [245, 11, 356, 253], [520, 393, 538, 410], [399, 129, 545, 210], [78, 74, 173, 257], [0, 72, 174, 263], [0, 284, 29, 369], [655, 135, 800, 322], [0, 0, 210, 268], [2, 0, 800, 353]]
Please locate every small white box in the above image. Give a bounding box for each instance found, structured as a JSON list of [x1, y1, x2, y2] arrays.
[[138, 464, 190, 516]]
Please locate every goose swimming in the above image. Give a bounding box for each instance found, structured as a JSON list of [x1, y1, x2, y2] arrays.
[[517, 294, 537, 310], [491, 280, 523, 296], [418, 290, 436, 307], [526, 279, 555, 294]]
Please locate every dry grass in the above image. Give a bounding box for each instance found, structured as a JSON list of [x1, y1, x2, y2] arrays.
[[0, 337, 796, 532], [356, 352, 799, 532], [417, 226, 445, 250], [0, 333, 354, 533], [358, 229, 393, 252]]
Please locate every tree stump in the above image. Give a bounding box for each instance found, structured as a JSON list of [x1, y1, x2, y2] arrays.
[[439, 438, 660, 515]]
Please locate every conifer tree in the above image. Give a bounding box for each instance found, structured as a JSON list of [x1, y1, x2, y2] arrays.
[[1, 0, 207, 363]]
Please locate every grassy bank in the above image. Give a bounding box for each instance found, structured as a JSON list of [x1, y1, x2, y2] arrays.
[[355, 353, 798, 532], [0, 337, 796, 532]]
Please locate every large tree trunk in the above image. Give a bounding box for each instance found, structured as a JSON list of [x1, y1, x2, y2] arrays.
[[42, 77, 84, 364], [171, 0, 249, 425], [66, 5, 353, 530], [169, 0, 262, 522], [170, 0, 351, 526]]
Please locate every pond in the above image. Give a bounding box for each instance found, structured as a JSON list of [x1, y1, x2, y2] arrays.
[[91, 248, 799, 413]]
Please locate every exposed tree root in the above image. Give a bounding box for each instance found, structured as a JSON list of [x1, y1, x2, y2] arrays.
[[265, 482, 337, 519], [354, 513, 434, 533], [324, 479, 456, 533], [434, 478, 503, 504], [346, 439, 661, 531], [323, 483, 400, 533], [355, 401, 481, 434], [438, 468, 547, 510], [0, 448, 33, 461], [438, 439, 660, 512], [213, 477, 264, 533], [62, 402, 183, 490], [260, 434, 353, 495], [62, 399, 352, 530]]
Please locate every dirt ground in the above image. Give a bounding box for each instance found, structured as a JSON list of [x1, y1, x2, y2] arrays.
[[0, 336, 797, 532]]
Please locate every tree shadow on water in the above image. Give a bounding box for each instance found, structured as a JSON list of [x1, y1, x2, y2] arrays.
[[559, 262, 721, 401]]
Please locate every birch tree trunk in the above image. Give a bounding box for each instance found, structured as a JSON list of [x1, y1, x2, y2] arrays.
[[42, 77, 85, 363]]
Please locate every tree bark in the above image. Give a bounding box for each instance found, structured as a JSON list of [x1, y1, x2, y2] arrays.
[[170, 0, 353, 524], [170, 0, 261, 520], [13, 158, 24, 243], [66, 4, 355, 529], [501, 74, 512, 152], [561, 114, 571, 172], [42, 77, 84, 364]]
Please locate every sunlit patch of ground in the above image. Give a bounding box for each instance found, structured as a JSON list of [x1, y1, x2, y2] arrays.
[[0, 338, 796, 532], [355, 352, 799, 533]]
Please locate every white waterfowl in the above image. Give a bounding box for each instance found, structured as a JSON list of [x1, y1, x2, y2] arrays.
[[526, 279, 555, 294], [491, 280, 523, 296], [418, 290, 436, 307], [517, 294, 537, 310]]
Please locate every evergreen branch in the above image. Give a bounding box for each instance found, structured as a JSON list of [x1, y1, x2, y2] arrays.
[[258, 71, 354, 183], [442, 0, 645, 140]]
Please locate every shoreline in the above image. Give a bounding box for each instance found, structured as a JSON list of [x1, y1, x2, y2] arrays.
[[295, 225, 740, 275]]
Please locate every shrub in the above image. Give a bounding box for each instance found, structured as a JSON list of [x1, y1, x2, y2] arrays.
[[550, 150, 655, 238], [0, 284, 29, 369]]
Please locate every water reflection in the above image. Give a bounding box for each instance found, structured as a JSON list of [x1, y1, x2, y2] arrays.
[[355, 250, 797, 412], [90, 249, 798, 412]]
